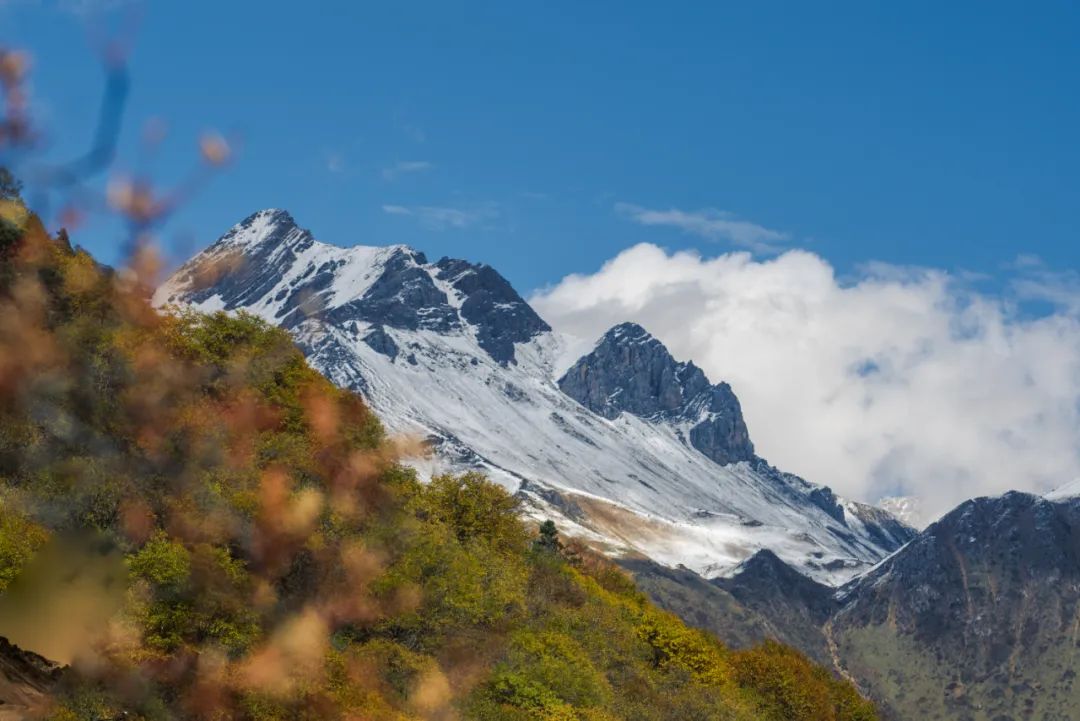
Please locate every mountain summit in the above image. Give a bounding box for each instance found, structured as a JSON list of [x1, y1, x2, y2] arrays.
[[158, 209, 548, 364], [156, 210, 914, 584], [559, 322, 754, 466]]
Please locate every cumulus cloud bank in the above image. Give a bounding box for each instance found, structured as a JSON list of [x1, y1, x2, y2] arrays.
[[531, 244, 1080, 522]]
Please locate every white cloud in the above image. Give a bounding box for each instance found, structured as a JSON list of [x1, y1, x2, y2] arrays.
[[531, 243, 1080, 521], [381, 160, 433, 181], [615, 202, 789, 252], [381, 202, 497, 231], [1009, 264, 1080, 316]]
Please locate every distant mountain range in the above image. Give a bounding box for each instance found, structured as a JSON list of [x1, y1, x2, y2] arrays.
[[158, 209, 1080, 719]]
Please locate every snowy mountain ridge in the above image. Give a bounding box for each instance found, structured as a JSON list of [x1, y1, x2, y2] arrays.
[[155, 209, 914, 585]]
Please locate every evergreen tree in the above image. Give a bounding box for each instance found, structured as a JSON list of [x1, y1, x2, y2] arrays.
[[0, 166, 21, 201], [0, 167, 25, 260], [535, 519, 562, 553]]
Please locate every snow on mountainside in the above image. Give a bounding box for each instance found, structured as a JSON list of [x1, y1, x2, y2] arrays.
[[1044, 478, 1080, 501], [155, 209, 915, 585], [877, 494, 927, 529]]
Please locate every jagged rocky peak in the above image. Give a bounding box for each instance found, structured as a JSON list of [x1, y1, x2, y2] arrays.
[[156, 208, 318, 313], [559, 322, 709, 418], [158, 212, 918, 585], [156, 209, 550, 365], [324, 246, 459, 334], [835, 490, 1080, 659], [844, 499, 917, 550], [434, 257, 550, 364], [215, 208, 311, 250], [559, 322, 755, 466]]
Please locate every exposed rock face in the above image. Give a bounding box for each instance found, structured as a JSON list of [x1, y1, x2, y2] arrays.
[[632, 492, 1080, 720], [434, 257, 550, 365], [157, 208, 1080, 721], [831, 491, 1080, 720], [558, 323, 707, 418], [559, 323, 755, 466], [172, 209, 318, 317], [843, 500, 917, 553], [326, 248, 459, 333], [361, 325, 399, 360]]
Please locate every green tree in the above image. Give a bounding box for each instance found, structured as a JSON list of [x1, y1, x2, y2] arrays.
[[0, 167, 25, 259], [534, 519, 562, 554], [0, 167, 21, 201]]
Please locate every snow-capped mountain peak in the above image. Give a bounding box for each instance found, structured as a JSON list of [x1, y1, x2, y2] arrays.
[[156, 211, 547, 367], [215, 208, 303, 248], [156, 210, 915, 585]]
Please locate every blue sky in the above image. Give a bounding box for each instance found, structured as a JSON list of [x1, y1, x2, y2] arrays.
[[3, 0, 1078, 295]]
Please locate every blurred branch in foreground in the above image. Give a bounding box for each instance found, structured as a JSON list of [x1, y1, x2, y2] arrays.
[[0, 14, 234, 259]]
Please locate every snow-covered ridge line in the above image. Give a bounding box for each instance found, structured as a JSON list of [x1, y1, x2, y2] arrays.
[[156, 208, 915, 585]]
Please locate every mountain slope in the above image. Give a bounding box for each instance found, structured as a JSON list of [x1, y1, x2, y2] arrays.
[[829, 489, 1080, 720], [156, 209, 914, 584], [624, 551, 838, 668]]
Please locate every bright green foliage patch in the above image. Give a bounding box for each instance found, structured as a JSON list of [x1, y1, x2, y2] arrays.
[[0, 502, 48, 591]]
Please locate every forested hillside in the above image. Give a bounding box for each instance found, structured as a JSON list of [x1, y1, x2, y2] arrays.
[[0, 189, 876, 720]]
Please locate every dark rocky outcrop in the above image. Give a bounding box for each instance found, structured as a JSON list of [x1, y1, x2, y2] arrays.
[[327, 249, 459, 333], [361, 325, 399, 360], [434, 257, 550, 365], [632, 492, 1080, 720], [558, 323, 754, 465], [843, 500, 917, 554], [165, 209, 551, 365]]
